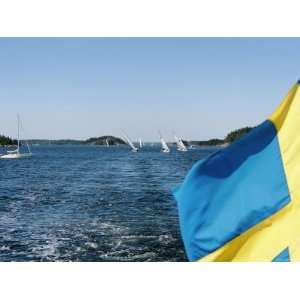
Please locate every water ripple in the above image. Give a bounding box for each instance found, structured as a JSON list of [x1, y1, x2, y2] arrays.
[[0, 145, 214, 261]]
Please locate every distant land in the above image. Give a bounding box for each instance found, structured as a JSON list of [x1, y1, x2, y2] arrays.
[[189, 127, 253, 147], [1, 127, 253, 147], [84, 136, 126, 145], [0, 135, 17, 146], [26, 136, 126, 146]]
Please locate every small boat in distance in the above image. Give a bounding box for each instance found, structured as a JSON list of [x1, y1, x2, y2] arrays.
[[106, 138, 109, 147], [1, 115, 32, 159], [122, 132, 139, 152], [174, 133, 188, 152], [139, 138, 143, 149], [158, 131, 170, 153]]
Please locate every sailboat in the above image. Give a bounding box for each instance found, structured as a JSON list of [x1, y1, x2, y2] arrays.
[[139, 138, 143, 149], [122, 132, 139, 152], [1, 115, 32, 159], [158, 131, 170, 153], [106, 138, 109, 147], [174, 133, 188, 152]]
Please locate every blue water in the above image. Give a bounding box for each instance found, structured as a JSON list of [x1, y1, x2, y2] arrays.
[[0, 145, 215, 261]]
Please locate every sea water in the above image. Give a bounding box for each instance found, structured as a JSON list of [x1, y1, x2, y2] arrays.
[[0, 145, 216, 261]]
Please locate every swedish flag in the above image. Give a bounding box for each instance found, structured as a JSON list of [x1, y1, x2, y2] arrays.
[[174, 81, 300, 262]]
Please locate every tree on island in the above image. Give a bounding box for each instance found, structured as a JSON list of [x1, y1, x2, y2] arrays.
[[224, 127, 253, 143], [84, 136, 126, 145], [189, 138, 224, 146], [0, 135, 17, 146], [190, 126, 253, 146]]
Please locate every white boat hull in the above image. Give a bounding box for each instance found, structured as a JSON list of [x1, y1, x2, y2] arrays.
[[1, 153, 32, 159]]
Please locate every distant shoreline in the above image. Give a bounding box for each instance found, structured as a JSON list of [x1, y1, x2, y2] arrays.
[[1, 126, 254, 147], [26, 136, 126, 146]]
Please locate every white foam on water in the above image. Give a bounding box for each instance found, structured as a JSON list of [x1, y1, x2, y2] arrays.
[[113, 240, 122, 250], [85, 242, 98, 249], [158, 234, 175, 244], [31, 234, 63, 261], [121, 235, 157, 240], [129, 252, 156, 260], [22, 193, 37, 201], [100, 250, 157, 262], [0, 245, 10, 251]]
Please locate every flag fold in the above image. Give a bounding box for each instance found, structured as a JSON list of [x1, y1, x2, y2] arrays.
[[174, 81, 300, 262]]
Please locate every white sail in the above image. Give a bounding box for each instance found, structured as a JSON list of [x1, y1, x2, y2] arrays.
[[106, 138, 109, 147], [178, 138, 187, 150], [26, 141, 32, 154], [161, 137, 170, 153], [174, 134, 188, 152], [1, 115, 32, 159], [122, 132, 138, 152], [158, 131, 170, 153], [139, 138, 143, 148]]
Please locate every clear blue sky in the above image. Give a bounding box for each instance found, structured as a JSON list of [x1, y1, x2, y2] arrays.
[[0, 38, 299, 141]]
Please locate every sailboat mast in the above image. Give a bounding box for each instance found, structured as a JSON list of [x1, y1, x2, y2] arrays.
[[122, 132, 138, 152], [17, 114, 20, 152]]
